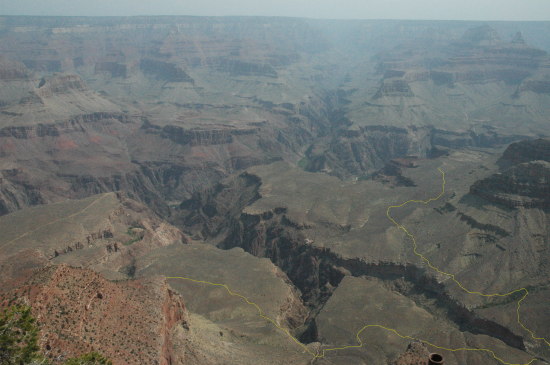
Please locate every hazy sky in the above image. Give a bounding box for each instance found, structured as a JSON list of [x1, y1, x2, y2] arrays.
[[1, 0, 550, 21]]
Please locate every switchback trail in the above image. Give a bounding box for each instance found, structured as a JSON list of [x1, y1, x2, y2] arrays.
[[168, 168, 548, 365]]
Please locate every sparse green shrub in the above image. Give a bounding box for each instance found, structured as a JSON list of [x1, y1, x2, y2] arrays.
[[63, 352, 112, 365], [1, 305, 112, 365]]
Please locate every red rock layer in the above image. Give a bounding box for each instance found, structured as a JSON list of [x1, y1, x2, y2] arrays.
[[0, 264, 189, 364]]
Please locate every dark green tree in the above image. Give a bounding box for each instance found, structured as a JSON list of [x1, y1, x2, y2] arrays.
[[0, 305, 41, 365]]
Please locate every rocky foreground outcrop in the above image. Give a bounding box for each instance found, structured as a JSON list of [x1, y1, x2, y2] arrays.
[[0, 265, 189, 365]]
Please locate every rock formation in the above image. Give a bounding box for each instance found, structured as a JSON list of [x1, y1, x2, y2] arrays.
[[471, 138, 550, 209]]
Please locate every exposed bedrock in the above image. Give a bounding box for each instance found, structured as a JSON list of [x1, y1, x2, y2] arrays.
[[59, 171, 172, 217], [519, 80, 550, 94], [139, 58, 194, 83], [0, 265, 190, 365], [430, 68, 532, 85], [499, 138, 550, 166], [0, 158, 238, 219], [179, 171, 526, 350], [303, 125, 523, 179], [377, 26, 548, 87], [22, 59, 62, 73], [302, 125, 430, 178], [0, 161, 205, 218], [36, 74, 88, 96], [0, 112, 133, 139], [372, 157, 418, 187], [176, 172, 262, 239], [0, 94, 315, 216], [470, 161, 550, 209], [213, 57, 278, 77], [471, 139, 550, 210], [430, 128, 524, 150], [160, 125, 256, 146], [374, 79, 415, 98], [0, 56, 30, 80], [94, 61, 127, 78], [0, 177, 45, 215], [382, 68, 533, 86]]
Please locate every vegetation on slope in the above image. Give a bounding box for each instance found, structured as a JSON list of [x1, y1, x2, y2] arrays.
[[0, 305, 111, 365]]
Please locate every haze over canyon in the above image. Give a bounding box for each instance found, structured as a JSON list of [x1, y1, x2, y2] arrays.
[[0, 15, 549, 365]]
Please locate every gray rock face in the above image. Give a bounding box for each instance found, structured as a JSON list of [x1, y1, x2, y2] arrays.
[[471, 160, 550, 209], [461, 24, 502, 46], [471, 139, 550, 209], [500, 138, 550, 165], [139, 59, 193, 82]]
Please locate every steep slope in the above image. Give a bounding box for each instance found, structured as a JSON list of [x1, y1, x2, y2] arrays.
[[470, 138, 549, 209], [136, 243, 312, 364], [0, 194, 316, 364], [0, 192, 186, 283]]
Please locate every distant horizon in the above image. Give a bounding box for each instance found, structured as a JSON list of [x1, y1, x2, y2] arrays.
[[1, 14, 550, 23], [1, 0, 550, 21]]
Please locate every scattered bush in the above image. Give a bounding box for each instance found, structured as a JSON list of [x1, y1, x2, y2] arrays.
[[0, 305, 112, 365], [63, 352, 112, 365]]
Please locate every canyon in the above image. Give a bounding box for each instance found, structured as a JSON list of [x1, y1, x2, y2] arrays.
[[0, 15, 549, 365]]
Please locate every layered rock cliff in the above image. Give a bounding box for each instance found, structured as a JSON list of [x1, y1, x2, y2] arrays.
[[471, 138, 550, 209]]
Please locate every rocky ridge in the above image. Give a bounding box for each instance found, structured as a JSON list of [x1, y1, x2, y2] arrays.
[[471, 138, 550, 209], [0, 264, 189, 365]]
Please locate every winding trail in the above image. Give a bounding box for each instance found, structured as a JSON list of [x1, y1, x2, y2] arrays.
[[166, 169, 548, 364], [2, 193, 111, 248], [387, 169, 550, 347]]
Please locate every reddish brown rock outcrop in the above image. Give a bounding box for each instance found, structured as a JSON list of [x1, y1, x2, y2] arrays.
[[0, 264, 189, 365]]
